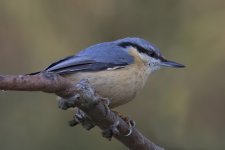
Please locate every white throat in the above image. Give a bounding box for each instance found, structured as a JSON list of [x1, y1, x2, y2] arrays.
[[138, 53, 162, 74]]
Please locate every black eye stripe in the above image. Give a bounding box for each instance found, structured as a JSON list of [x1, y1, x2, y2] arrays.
[[118, 42, 158, 58]]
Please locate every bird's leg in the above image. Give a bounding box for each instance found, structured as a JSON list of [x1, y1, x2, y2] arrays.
[[101, 110, 136, 140], [99, 96, 111, 116], [69, 108, 95, 130], [97, 97, 121, 140], [112, 111, 136, 136], [119, 115, 136, 136], [102, 120, 120, 141]]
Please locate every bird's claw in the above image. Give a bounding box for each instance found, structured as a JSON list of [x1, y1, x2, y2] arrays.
[[69, 108, 95, 130], [102, 120, 120, 141], [120, 115, 136, 136], [99, 97, 111, 116]]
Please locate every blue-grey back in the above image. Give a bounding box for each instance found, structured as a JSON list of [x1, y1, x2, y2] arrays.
[[77, 42, 134, 64], [45, 40, 134, 74]]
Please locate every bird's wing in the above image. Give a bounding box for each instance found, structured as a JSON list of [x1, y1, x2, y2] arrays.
[[44, 43, 134, 75]]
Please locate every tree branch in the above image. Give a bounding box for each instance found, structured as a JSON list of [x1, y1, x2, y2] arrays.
[[0, 72, 164, 150]]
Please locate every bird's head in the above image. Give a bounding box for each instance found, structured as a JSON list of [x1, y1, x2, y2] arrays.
[[116, 37, 185, 73]]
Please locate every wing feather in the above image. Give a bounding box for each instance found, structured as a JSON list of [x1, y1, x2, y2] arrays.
[[43, 42, 134, 75]]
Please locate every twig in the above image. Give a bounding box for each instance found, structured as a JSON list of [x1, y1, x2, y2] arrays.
[[0, 72, 164, 150]]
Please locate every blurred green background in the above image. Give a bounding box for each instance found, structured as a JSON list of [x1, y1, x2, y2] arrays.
[[0, 0, 225, 150]]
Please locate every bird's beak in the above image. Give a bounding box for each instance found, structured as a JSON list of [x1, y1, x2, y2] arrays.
[[160, 59, 185, 68]]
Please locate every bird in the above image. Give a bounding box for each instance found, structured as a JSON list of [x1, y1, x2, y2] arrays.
[[32, 37, 185, 108]]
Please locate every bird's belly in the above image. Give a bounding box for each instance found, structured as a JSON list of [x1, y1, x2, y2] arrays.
[[64, 67, 147, 108]]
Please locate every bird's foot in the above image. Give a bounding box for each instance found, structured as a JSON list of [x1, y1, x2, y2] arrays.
[[121, 117, 136, 136], [111, 110, 136, 136], [120, 115, 136, 136], [102, 120, 120, 141], [99, 97, 111, 116], [69, 108, 95, 130], [58, 95, 80, 110]]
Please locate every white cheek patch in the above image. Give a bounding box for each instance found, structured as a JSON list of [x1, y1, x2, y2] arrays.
[[138, 53, 161, 73], [149, 57, 161, 72]]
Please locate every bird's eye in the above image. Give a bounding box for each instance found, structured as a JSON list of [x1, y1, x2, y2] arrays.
[[148, 51, 157, 58]]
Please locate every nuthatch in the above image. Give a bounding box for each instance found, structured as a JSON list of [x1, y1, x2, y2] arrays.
[[34, 37, 185, 108]]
